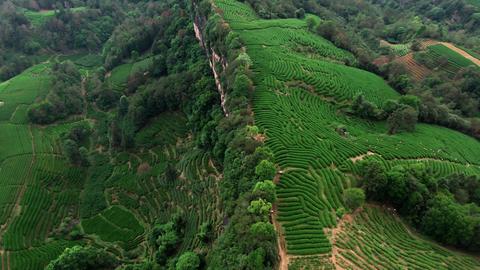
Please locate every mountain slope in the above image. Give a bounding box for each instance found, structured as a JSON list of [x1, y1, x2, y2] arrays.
[[214, 0, 480, 268]]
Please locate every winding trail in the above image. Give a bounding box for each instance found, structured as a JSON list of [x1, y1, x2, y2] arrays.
[[273, 171, 289, 270]]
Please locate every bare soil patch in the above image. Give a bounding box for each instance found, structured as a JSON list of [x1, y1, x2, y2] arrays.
[[395, 53, 431, 81], [272, 203, 289, 270], [349, 151, 375, 163]]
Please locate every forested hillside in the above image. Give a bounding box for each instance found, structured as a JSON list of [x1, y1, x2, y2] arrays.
[[0, 0, 480, 269]]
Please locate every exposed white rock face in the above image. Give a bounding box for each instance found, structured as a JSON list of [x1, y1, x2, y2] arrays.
[[193, 20, 229, 117]]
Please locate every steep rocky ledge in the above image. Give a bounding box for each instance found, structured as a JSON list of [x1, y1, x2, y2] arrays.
[[193, 14, 229, 117]]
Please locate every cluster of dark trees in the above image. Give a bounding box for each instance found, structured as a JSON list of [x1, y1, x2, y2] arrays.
[[0, 1, 36, 80], [381, 62, 480, 139], [62, 122, 91, 166], [42, 0, 278, 269], [40, 6, 118, 51], [192, 2, 280, 267], [351, 94, 419, 135], [149, 212, 186, 267], [0, 0, 124, 81], [358, 159, 480, 251], [28, 60, 84, 124]]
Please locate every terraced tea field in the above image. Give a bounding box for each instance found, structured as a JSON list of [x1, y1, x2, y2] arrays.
[[215, 0, 480, 268], [0, 61, 89, 269], [0, 61, 221, 269], [333, 206, 480, 270], [380, 40, 410, 56], [425, 44, 477, 74]]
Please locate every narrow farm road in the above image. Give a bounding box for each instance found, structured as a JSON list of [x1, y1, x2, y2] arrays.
[[273, 171, 289, 270], [438, 42, 480, 67], [272, 204, 289, 270]]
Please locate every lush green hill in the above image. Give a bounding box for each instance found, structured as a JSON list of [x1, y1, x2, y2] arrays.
[[215, 0, 480, 267], [0, 61, 221, 269]]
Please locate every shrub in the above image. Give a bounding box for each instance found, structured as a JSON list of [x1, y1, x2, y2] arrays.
[[343, 188, 366, 211]]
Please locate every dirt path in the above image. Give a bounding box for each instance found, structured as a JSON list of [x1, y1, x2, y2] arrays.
[[438, 42, 480, 67], [0, 250, 3, 270], [349, 151, 375, 163], [272, 204, 289, 270], [329, 213, 354, 270], [272, 170, 289, 270], [422, 40, 480, 66]]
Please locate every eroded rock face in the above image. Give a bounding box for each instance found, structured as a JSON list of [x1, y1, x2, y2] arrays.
[[193, 19, 229, 117]]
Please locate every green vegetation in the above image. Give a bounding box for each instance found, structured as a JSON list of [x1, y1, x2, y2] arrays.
[[81, 206, 144, 250], [423, 44, 476, 74], [0, 1, 227, 269], [1, 0, 480, 269], [215, 0, 480, 266], [23, 7, 87, 26], [381, 42, 411, 56], [343, 188, 365, 211], [335, 206, 480, 269], [0, 63, 51, 121], [45, 245, 118, 270], [358, 159, 480, 250]]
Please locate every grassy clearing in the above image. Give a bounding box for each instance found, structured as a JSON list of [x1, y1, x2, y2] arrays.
[[107, 57, 153, 91], [215, 0, 480, 264], [81, 206, 144, 250]]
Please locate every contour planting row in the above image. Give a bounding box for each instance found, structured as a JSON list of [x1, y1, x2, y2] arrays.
[[336, 207, 480, 269], [81, 206, 144, 250], [425, 44, 475, 75], [276, 170, 339, 255], [215, 0, 258, 22], [2, 155, 84, 251], [9, 240, 79, 270], [217, 0, 480, 261]]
